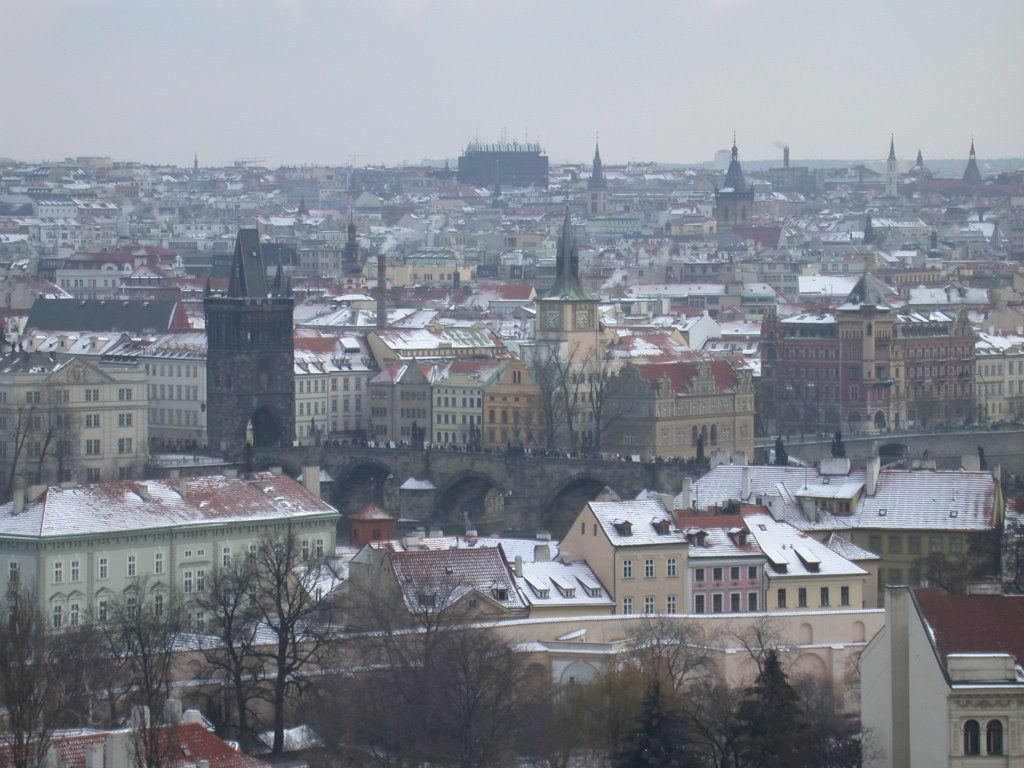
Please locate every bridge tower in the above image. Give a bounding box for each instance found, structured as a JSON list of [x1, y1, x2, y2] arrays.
[[205, 229, 295, 454]]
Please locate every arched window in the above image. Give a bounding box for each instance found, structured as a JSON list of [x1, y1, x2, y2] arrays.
[[710, 424, 718, 445], [964, 720, 980, 756], [986, 720, 1003, 755]]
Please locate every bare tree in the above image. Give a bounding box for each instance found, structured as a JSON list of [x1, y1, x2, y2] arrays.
[[192, 558, 265, 749], [0, 586, 64, 768], [3, 404, 36, 502], [728, 614, 785, 677], [102, 579, 182, 768], [251, 528, 337, 755], [624, 615, 715, 692], [528, 350, 567, 451]]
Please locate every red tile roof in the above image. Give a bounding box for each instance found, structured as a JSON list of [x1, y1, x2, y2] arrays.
[[349, 503, 395, 521], [633, 360, 739, 394], [914, 588, 1024, 668]]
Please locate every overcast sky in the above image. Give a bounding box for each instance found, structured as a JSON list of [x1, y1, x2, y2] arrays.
[[2, 0, 1021, 167]]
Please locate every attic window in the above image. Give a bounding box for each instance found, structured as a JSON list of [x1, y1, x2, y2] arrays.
[[613, 520, 632, 536], [758, 524, 767, 531], [878, 509, 887, 516], [652, 519, 671, 535], [417, 592, 437, 607], [492, 587, 509, 601], [949, 510, 959, 518]]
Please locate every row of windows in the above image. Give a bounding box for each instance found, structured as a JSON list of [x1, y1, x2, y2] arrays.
[[694, 565, 759, 583], [143, 363, 200, 379], [621, 557, 678, 580], [621, 595, 678, 615], [694, 591, 759, 613], [868, 533, 961, 556], [776, 585, 850, 608], [150, 384, 200, 401]]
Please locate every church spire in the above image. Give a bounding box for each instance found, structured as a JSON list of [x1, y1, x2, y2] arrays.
[[588, 138, 606, 191], [723, 133, 747, 192], [543, 207, 594, 300], [962, 137, 982, 185], [888, 134, 896, 161]]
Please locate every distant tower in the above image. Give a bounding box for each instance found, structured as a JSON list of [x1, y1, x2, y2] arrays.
[[342, 212, 362, 277], [962, 138, 982, 185], [376, 254, 388, 329], [587, 139, 607, 217], [205, 229, 295, 454], [714, 134, 754, 233], [885, 135, 899, 197], [193, 153, 199, 174]]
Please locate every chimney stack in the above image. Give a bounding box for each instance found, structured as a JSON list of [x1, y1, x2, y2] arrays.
[[85, 743, 104, 768], [741, 464, 751, 500], [678, 478, 693, 511], [12, 478, 25, 515], [302, 466, 321, 499], [513, 555, 523, 577], [104, 732, 128, 768], [534, 542, 551, 562], [866, 454, 880, 497], [163, 698, 183, 725], [376, 254, 387, 329], [783, 146, 790, 168]]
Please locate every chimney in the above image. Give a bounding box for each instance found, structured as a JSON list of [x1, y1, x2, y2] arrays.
[[678, 477, 693, 511], [224, 468, 238, 478], [961, 454, 981, 472], [27, 484, 48, 502], [741, 465, 751, 500], [104, 732, 129, 768], [175, 477, 188, 498], [428, 527, 444, 538], [11, 479, 25, 515], [137, 483, 150, 502], [85, 743, 104, 768], [536, 530, 552, 541], [534, 543, 551, 562], [376, 254, 388, 329], [513, 555, 523, 577], [182, 709, 204, 725], [866, 454, 880, 497], [766, 493, 785, 521], [302, 465, 321, 499], [783, 146, 790, 168], [801, 497, 818, 522], [163, 698, 182, 725]]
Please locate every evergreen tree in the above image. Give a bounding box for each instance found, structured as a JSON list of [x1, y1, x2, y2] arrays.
[[616, 680, 696, 768], [736, 650, 805, 768]]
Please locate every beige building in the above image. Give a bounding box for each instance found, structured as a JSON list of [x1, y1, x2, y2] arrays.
[[861, 586, 1024, 767], [976, 331, 1024, 422], [559, 500, 689, 616], [1, 352, 148, 488]]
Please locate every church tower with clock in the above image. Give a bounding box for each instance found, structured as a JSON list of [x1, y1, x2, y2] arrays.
[[534, 208, 601, 361]]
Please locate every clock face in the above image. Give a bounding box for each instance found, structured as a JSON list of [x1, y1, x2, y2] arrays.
[[576, 311, 589, 329], [546, 312, 559, 329]]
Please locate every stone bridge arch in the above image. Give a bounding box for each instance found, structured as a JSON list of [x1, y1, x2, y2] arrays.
[[432, 470, 508, 527], [331, 458, 398, 515], [542, 473, 620, 534]]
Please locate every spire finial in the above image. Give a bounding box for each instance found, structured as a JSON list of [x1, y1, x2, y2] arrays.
[[731, 131, 738, 161]]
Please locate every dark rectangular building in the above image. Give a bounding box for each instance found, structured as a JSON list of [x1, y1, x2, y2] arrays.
[[457, 142, 548, 188]]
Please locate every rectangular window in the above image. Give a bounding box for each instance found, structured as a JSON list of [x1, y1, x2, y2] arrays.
[[222, 547, 231, 568], [98, 557, 108, 580], [9, 562, 18, 584], [97, 600, 108, 622], [70, 560, 80, 582], [889, 535, 902, 555], [798, 588, 807, 607], [712, 593, 724, 613], [748, 566, 758, 581], [118, 388, 133, 401], [694, 594, 706, 614], [667, 558, 677, 578], [118, 413, 133, 427], [869, 535, 882, 554], [930, 536, 943, 553], [302, 540, 311, 560], [695, 567, 705, 583], [644, 596, 655, 614], [950, 536, 963, 554], [712, 567, 723, 582], [730, 593, 741, 612], [841, 586, 850, 606], [117, 438, 132, 454], [644, 559, 655, 579], [154, 594, 164, 618], [154, 552, 163, 574], [730, 566, 740, 581], [622, 597, 633, 615], [196, 569, 205, 592], [622, 559, 633, 579], [85, 439, 101, 455], [315, 539, 324, 558], [748, 592, 758, 612], [52, 605, 63, 629], [69, 603, 80, 627], [183, 570, 193, 593], [908, 536, 921, 555], [53, 561, 63, 584], [820, 587, 830, 607], [127, 554, 136, 577], [667, 595, 677, 614]]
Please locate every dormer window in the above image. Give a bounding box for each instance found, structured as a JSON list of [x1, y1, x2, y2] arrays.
[[417, 592, 436, 607], [652, 519, 671, 535], [614, 520, 633, 536], [492, 587, 509, 602]]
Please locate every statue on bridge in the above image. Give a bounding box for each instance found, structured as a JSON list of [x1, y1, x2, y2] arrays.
[[774, 436, 789, 466], [831, 431, 846, 458], [696, 432, 705, 464]]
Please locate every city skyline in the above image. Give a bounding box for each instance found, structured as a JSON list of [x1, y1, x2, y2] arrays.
[[2, 0, 1022, 167]]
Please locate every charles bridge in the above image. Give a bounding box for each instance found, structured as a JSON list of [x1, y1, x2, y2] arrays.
[[249, 444, 697, 533], [756, 425, 1024, 476]]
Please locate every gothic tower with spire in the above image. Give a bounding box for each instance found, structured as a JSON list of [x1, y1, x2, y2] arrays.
[[587, 140, 607, 217], [962, 139, 982, 185], [714, 135, 754, 233], [885, 135, 899, 197], [534, 208, 600, 360], [204, 229, 295, 454], [342, 213, 363, 279]]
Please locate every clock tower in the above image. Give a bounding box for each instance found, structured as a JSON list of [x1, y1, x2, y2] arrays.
[[535, 207, 601, 361]]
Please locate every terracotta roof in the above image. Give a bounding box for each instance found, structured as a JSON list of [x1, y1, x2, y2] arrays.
[[387, 546, 527, 613], [0, 724, 269, 768], [348, 503, 395, 521], [914, 588, 1024, 668], [633, 359, 739, 394]]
